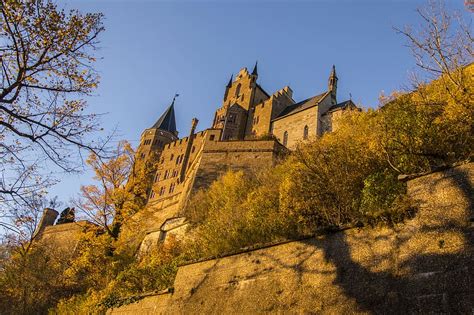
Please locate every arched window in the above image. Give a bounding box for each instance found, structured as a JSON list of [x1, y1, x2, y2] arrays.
[[283, 131, 288, 146], [303, 125, 309, 140], [235, 83, 241, 97]]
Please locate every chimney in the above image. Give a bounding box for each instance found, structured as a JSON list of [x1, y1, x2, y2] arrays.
[[179, 118, 199, 183]]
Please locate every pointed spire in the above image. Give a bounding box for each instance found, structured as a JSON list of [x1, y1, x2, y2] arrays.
[[251, 61, 258, 76], [328, 65, 338, 104], [328, 64, 338, 91], [151, 94, 178, 134], [330, 64, 337, 79], [226, 74, 233, 88]]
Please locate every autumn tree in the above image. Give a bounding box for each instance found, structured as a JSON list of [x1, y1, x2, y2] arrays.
[[74, 141, 158, 238], [0, 0, 106, 227], [380, 0, 473, 174], [73, 141, 134, 238]]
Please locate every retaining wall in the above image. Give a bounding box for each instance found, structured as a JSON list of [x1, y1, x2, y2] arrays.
[[109, 163, 474, 314]]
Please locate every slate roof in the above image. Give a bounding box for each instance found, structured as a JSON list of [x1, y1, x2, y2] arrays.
[[325, 99, 358, 113], [256, 83, 270, 98], [151, 103, 177, 133], [273, 92, 328, 121]]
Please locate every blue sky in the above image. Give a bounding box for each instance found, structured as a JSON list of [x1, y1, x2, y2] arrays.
[[51, 0, 470, 204]]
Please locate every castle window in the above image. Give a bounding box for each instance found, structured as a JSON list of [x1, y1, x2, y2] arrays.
[[191, 146, 195, 153], [159, 186, 166, 196], [210, 135, 215, 141], [150, 190, 155, 199], [170, 154, 174, 161], [164, 170, 169, 179], [303, 125, 309, 140], [154, 172, 160, 182], [169, 183, 176, 193], [235, 83, 241, 97], [283, 131, 288, 146], [141, 153, 145, 159]]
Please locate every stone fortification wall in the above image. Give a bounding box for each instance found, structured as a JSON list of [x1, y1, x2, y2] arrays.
[[122, 138, 285, 252], [192, 140, 286, 191], [109, 163, 474, 314], [37, 220, 95, 253]]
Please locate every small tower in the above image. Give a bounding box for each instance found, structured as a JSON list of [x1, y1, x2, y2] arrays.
[[137, 96, 179, 160], [328, 65, 338, 105]]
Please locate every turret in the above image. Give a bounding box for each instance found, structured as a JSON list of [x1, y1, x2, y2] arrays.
[[224, 74, 233, 101], [151, 95, 178, 137], [137, 95, 179, 160], [251, 61, 258, 78], [328, 65, 338, 104]]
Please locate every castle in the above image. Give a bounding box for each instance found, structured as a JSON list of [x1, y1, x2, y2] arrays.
[[132, 63, 359, 253]]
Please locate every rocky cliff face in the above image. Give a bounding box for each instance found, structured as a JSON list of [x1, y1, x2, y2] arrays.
[[108, 163, 474, 314]]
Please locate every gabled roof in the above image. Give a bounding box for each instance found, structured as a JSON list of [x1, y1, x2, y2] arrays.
[[151, 102, 177, 134], [272, 92, 329, 121], [325, 99, 359, 114]]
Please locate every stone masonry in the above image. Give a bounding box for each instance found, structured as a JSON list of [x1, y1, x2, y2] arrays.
[[108, 162, 474, 314]]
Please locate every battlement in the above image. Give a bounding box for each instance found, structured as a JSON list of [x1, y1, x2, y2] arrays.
[[272, 85, 293, 100]]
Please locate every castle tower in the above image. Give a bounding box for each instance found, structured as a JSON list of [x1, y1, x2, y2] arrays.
[[328, 65, 338, 105], [212, 62, 269, 140], [137, 96, 179, 160]]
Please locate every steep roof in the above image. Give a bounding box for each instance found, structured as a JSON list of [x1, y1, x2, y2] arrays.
[[273, 92, 328, 121], [151, 102, 177, 133], [326, 99, 358, 113], [256, 83, 270, 98]]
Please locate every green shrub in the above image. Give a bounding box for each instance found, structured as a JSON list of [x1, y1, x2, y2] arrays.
[[360, 171, 411, 224]]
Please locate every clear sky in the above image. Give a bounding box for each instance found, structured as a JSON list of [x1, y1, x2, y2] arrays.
[[51, 0, 471, 205]]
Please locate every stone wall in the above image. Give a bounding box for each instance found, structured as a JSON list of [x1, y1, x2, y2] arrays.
[[122, 138, 286, 253], [271, 105, 318, 149], [37, 220, 96, 253], [193, 140, 286, 191], [108, 163, 474, 314]]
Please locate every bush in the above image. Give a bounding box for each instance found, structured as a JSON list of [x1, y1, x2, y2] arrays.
[[360, 171, 410, 224], [183, 168, 300, 259]]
